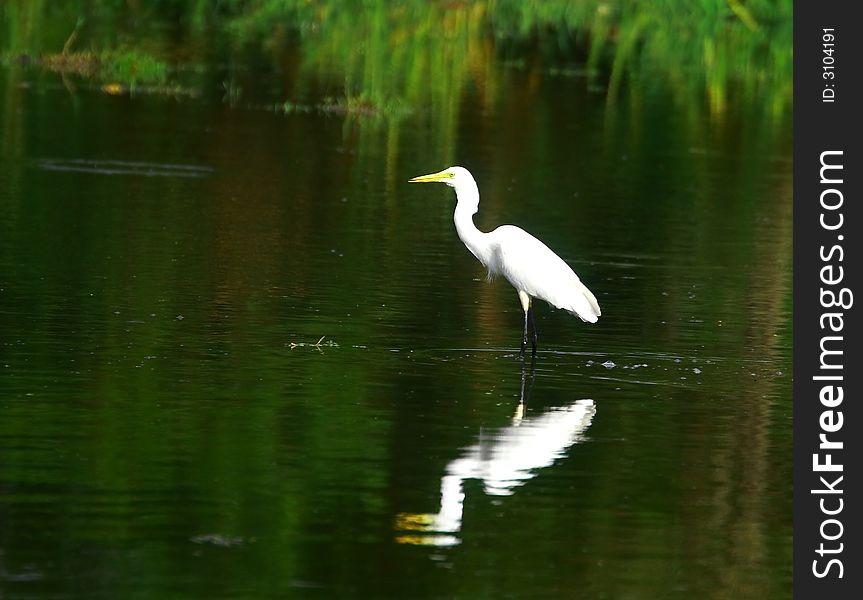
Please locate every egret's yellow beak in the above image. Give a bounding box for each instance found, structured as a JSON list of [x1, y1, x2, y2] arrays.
[[394, 512, 436, 531], [394, 512, 460, 547], [408, 169, 452, 183]]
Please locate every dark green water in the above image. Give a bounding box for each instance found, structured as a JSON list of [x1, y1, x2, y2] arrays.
[[1, 5, 791, 599]]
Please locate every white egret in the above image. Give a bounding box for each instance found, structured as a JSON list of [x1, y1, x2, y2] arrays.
[[395, 398, 597, 546], [409, 166, 601, 352]]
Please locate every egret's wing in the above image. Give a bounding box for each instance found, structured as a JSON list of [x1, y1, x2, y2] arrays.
[[491, 226, 601, 322]]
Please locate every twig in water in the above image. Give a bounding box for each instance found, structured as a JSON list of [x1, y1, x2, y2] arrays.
[[288, 336, 339, 351]]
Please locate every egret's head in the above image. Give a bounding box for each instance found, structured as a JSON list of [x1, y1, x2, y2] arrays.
[[409, 166, 474, 189]]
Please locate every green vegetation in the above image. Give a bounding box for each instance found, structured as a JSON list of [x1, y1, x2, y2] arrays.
[[97, 48, 167, 85], [1, 0, 791, 118], [22, 47, 168, 85], [1, 14, 169, 87], [227, 0, 791, 118]]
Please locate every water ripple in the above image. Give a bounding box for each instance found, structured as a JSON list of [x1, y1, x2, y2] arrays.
[[35, 158, 214, 178]]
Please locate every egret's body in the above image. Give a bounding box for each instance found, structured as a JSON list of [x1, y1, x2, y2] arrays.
[[409, 166, 600, 352]]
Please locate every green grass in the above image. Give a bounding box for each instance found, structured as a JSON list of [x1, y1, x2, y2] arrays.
[[1, 0, 791, 120]]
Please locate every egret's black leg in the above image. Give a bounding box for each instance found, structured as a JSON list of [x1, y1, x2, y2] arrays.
[[528, 307, 538, 354], [517, 291, 532, 356], [519, 357, 528, 402], [521, 352, 537, 400], [514, 350, 537, 424]]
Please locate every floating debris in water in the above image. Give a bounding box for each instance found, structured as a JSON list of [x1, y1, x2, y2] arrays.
[[280, 94, 412, 119], [0, 564, 44, 582], [98, 81, 197, 97], [288, 336, 338, 350], [190, 534, 251, 547], [601, 361, 615, 369], [37, 158, 214, 178]]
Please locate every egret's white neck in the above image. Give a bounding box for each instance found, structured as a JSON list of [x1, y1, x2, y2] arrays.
[[452, 180, 493, 267]]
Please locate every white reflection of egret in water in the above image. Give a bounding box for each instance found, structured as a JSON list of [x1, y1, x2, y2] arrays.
[[395, 362, 597, 546]]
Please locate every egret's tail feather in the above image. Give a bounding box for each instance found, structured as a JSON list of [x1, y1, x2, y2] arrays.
[[583, 284, 601, 318], [569, 281, 601, 323]]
